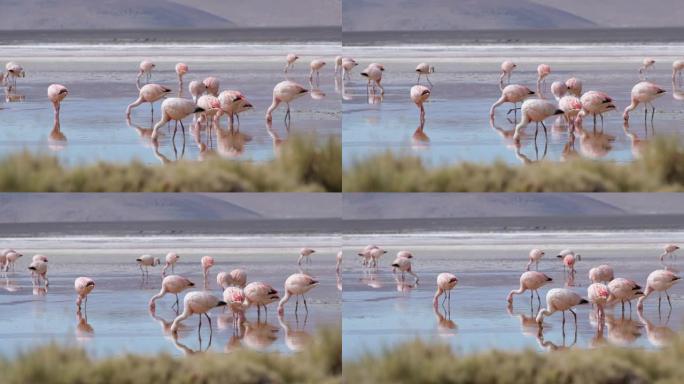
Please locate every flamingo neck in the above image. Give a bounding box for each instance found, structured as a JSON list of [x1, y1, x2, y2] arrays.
[[432, 288, 443, 306], [266, 97, 281, 119], [278, 291, 291, 313], [535, 308, 552, 324]]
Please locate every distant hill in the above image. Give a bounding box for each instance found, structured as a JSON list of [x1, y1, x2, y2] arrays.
[[343, 0, 595, 31]]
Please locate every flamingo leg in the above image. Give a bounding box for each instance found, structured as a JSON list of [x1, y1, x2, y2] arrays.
[[666, 290, 672, 309], [303, 295, 309, 312]]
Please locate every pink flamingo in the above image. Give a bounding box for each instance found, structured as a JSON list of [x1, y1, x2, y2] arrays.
[[30, 255, 48, 281], [433, 272, 458, 308], [637, 269, 681, 311], [589, 265, 614, 283], [607, 277, 642, 314], [358, 245, 385, 267], [334, 56, 343, 75], [136, 254, 160, 278], [489, 84, 535, 121], [150, 98, 204, 139], [551, 81, 568, 100], [660, 244, 680, 262], [536, 64, 551, 94], [526, 249, 545, 271], [410, 85, 431, 122], [361, 64, 384, 95], [4, 61, 25, 91], [223, 286, 247, 329], [623, 81, 667, 123], [576, 90, 616, 128], [391, 255, 418, 282], [170, 291, 226, 333], [672, 60, 684, 86], [557, 249, 581, 276], [125, 83, 171, 118], [203, 77, 220, 97], [162, 252, 180, 277], [588, 283, 610, 325], [336, 251, 342, 273], [266, 80, 309, 123], [149, 275, 195, 310], [277, 273, 319, 315], [218, 90, 251, 129], [175, 63, 188, 90], [47, 84, 68, 122], [74, 277, 95, 313], [536, 288, 588, 329], [201, 256, 215, 286], [244, 281, 280, 319], [507, 271, 552, 306], [372, 248, 393, 268], [196, 94, 222, 130], [499, 61, 516, 89], [216, 269, 247, 289], [188, 80, 207, 103], [512, 99, 564, 141], [639, 58, 655, 80], [309, 59, 326, 84], [341, 58, 358, 80], [284, 53, 299, 73], [558, 95, 582, 128], [28, 259, 48, 287], [415, 62, 435, 86], [3, 250, 22, 272], [136, 60, 155, 88], [298, 248, 316, 265], [565, 77, 582, 97]]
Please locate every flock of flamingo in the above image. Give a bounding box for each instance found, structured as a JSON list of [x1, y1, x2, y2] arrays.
[[355, 243, 681, 339], [0, 246, 344, 349]]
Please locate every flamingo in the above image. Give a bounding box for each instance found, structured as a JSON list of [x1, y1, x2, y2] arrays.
[[507, 271, 552, 306], [410, 85, 431, 122], [218, 90, 250, 129], [433, 272, 458, 308], [244, 281, 279, 319], [334, 56, 343, 75], [4, 61, 25, 91], [415, 62, 435, 86], [371, 247, 390, 268], [196, 95, 222, 130], [336, 251, 342, 273], [672, 60, 684, 86], [216, 269, 247, 289], [277, 273, 319, 315], [607, 277, 642, 314], [551, 81, 569, 100], [588, 283, 610, 325], [47, 84, 68, 122], [576, 90, 616, 128], [499, 61, 516, 89], [223, 286, 247, 329], [28, 260, 48, 287], [298, 248, 316, 265], [589, 265, 614, 283], [149, 275, 195, 310], [639, 58, 655, 80], [284, 53, 299, 73], [637, 269, 681, 311], [565, 77, 582, 97], [150, 98, 204, 139], [536, 288, 588, 329], [536, 64, 551, 94], [175, 63, 188, 90], [361, 64, 384, 95], [525, 249, 545, 271], [162, 252, 180, 277], [341, 58, 358, 80], [660, 244, 680, 262], [170, 291, 226, 333], [623, 81, 666, 123], [29, 255, 47, 281], [265, 80, 309, 123], [125, 83, 171, 118], [512, 99, 564, 141], [74, 277, 95, 313], [3, 250, 22, 272], [558, 95, 582, 128], [489, 84, 535, 121], [391, 255, 418, 282], [309, 59, 326, 84], [188, 80, 208, 103], [137, 254, 160, 278], [358, 245, 385, 267], [557, 249, 581, 275], [203, 77, 220, 97], [201, 256, 215, 286], [136, 60, 155, 88]]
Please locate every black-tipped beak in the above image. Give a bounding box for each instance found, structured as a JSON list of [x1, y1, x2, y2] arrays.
[[299, 89, 309, 94], [28, 266, 36, 271], [194, 107, 205, 113], [383, 250, 388, 254], [579, 299, 589, 304], [59, 89, 68, 95], [554, 109, 564, 115], [546, 277, 553, 281], [391, 263, 399, 268], [556, 255, 562, 258], [528, 90, 535, 94], [86, 282, 95, 287], [421, 90, 430, 96], [449, 278, 458, 283], [244, 103, 253, 109], [357, 253, 364, 256], [189, 282, 195, 287], [217, 301, 227, 307]]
